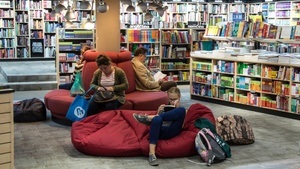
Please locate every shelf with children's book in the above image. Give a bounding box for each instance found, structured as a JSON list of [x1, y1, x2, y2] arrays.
[[190, 52, 300, 119]]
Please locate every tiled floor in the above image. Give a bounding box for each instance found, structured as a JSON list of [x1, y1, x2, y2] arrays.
[[13, 85, 300, 169]]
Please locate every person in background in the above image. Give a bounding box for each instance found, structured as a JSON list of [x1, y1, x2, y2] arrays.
[[133, 87, 185, 166], [131, 47, 177, 91], [86, 54, 129, 116], [59, 46, 91, 90]]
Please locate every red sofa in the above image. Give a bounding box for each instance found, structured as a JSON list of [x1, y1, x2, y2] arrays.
[[71, 103, 216, 157], [44, 50, 168, 125]]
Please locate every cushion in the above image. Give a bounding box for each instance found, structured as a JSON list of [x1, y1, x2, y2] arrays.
[[126, 91, 168, 110], [71, 103, 215, 157]]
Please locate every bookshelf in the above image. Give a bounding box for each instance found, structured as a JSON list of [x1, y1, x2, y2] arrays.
[[0, 0, 15, 58], [43, 0, 59, 58], [190, 52, 300, 117], [160, 28, 191, 84], [29, 0, 44, 57], [15, 0, 29, 58], [56, 28, 95, 86], [121, 28, 160, 70]]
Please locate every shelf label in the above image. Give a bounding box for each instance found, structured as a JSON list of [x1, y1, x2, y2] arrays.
[[127, 24, 152, 29], [187, 21, 206, 29], [214, 0, 223, 3], [234, 0, 243, 3]]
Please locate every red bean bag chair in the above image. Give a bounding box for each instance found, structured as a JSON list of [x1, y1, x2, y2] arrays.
[[71, 103, 215, 157]]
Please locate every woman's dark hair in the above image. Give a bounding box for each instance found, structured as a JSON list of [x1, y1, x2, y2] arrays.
[[134, 47, 147, 57], [96, 54, 111, 66]]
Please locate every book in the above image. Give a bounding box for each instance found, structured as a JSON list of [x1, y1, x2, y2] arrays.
[[163, 105, 175, 112], [153, 71, 167, 81]]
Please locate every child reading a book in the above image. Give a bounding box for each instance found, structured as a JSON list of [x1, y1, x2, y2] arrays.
[[132, 87, 185, 166], [131, 47, 177, 91]]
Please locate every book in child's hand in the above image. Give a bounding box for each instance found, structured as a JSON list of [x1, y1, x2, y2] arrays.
[[153, 71, 167, 81], [163, 105, 175, 112]]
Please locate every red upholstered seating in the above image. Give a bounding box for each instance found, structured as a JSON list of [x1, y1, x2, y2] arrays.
[[71, 103, 215, 157], [44, 50, 168, 125]]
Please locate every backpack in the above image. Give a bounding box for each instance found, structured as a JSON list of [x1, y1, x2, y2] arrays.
[[13, 98, 46, 122], [195, 128, 226, 166], [216, 115, 255, 145]]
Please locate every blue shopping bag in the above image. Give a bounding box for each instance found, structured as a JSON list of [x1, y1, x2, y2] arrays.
[[66, 87, 93, 122]]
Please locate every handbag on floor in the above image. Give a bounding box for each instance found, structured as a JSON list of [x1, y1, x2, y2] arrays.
[[66, 87, 93, 122]]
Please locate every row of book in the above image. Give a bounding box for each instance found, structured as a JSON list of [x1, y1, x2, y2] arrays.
[[58, 42, 81, 51], [31, 30, 43, 39], [161, 62, 189, 70], [0, 39, 14, 48], [237, 63, 261, 76], [0, 9, 13, 18], [206, 19, 300, 40], [0, 29, 14, 38], [193, 82, 290, 111], [290, 98, 300, 114], [128, 43, 159, 56], [16, 13, 29, 23], [236, 93, 260, 106], [0, 48, 14, 58], [60, 31, 93, 39], [261, 80, 290, 95], [164, 71, 190, 82], [0, 19, 14, 28], [162, 46, 188, 59], [192, 83, 234, 101], [236, 77, 261, 91], [161, 30, 190, 44], [127, 29, 160, 43]]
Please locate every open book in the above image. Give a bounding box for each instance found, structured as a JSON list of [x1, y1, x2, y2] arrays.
[[153, 71, 167, 81]]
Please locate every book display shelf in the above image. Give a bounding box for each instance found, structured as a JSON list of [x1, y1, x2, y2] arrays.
[[190, 19, 300, 118], [56, 28, 95, 85]]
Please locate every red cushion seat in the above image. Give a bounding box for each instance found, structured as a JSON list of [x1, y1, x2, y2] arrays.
[[71, 103, 215, 157]]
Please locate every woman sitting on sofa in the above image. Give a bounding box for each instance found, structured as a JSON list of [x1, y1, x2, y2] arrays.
[[133, 87, 186, 166], [87, 54, 129, 116]]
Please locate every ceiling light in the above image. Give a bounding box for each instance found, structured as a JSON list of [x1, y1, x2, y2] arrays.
[[97, 0, 109, 13], [145, 11, 153, 21], [64, 5, 76, 21], [84, 18, 94, 29], [126, 5, 135, 12], [80, 0, 91, 10], [156, 6, 164, 17], [50, 6, 58, 17], [137, 1, 147, 12], [55, 3, 66, 13], [65, 20, 73, 28], [121, 0, 132, 5]]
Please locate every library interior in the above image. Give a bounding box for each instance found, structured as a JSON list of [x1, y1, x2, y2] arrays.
[[0, 0, 300, 169]]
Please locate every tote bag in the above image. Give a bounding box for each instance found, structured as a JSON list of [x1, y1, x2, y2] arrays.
[[66, 87, 93, 122], [70, 72, 85, 97]]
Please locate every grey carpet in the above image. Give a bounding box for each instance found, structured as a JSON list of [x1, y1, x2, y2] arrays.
[[13, 85, 300, 169]]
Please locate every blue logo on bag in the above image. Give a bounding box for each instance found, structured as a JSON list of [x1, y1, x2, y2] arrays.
[[74, 106, 86, 118]]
